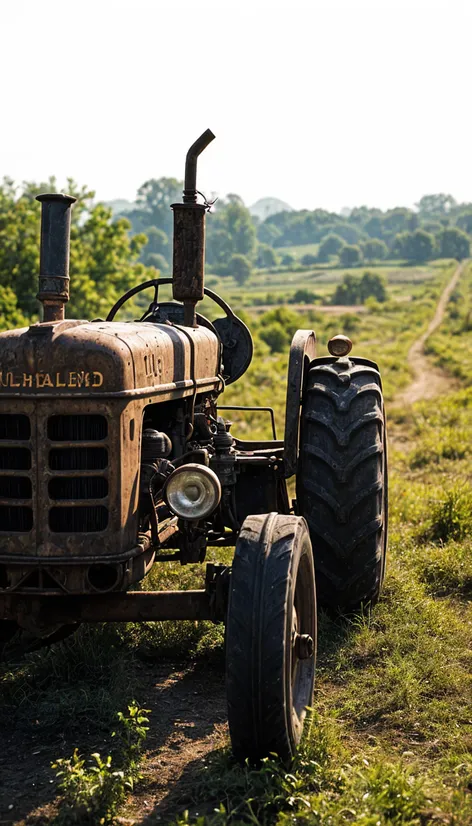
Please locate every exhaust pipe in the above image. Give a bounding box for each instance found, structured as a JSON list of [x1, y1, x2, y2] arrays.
[[171, 129, 216, 327], [36, 193, 77, 322]]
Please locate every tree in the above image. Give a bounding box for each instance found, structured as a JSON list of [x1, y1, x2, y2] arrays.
[[339, 245, 362, 268], [259, 321, 289, 353], [257, 221, 282, 246], [145, 253, 168, 272], [0, 178, 149, 321], [301, 253, 318, 266], [289, 288, 320, 304], [141, 226, 169, 264], [206, 197, 257, 267], [437, 227, 470, 260], [332, 274, 361, 305], [128, 177, 182, 237], [281, 253, 295, 266], [392, 229, 435, 262], [256, 244, 278, 268], [361, 239, 388, 262], [0, 286, 29, 331], [317, 233, 343, 261], [416, 193, 457, 217], [359, 271, 387, 303], [229, 254, 252, 285], [331, 271, 387, 305], [456, 211, 472, 234]]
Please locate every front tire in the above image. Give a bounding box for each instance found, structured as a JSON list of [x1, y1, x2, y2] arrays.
[[226, 513, 316, 763]]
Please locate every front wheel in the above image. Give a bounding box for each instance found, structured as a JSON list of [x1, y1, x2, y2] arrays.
[[226, 513, 316, 763]]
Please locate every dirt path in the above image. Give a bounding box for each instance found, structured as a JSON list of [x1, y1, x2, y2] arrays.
[[395, 262, 464, 406], [0, 660, 227, 826]]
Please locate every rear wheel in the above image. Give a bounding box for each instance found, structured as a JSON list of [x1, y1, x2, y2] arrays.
[[297, 357, 388, 613], [226, 513, 316, 763]]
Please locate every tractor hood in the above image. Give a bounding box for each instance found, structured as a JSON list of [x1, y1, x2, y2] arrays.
[[0, 319, 222, 399]]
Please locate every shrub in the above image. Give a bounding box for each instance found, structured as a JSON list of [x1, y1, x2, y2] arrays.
[[423, 485, 472, 542], [52, 702, 149, 825], [259, 322, 289, 353], [289, 288, 320, 304], [281, 253, 295, 266], [228, 254, 252, 285], [339, 244, 362, 267], [301, 253, 318, 266]]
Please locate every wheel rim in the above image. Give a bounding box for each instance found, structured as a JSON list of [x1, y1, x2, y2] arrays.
[[289, 546, 316, 738]]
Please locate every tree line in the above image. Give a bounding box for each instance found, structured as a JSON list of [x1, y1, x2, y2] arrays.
[[1, 174, 471, 333], [123, 182, 471, 281]]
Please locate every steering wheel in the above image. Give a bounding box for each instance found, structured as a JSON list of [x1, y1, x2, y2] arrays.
[[105, 278, 253, 385]]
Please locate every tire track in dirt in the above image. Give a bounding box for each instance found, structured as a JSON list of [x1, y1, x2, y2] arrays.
[[395, 262, 465, 406]]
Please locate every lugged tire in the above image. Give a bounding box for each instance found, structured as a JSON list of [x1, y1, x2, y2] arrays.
[[296, 357, 388, 613], [226, 513, 316, 763]]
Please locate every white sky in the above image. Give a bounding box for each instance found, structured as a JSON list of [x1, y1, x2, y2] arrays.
[[1, 0, 470, 213]]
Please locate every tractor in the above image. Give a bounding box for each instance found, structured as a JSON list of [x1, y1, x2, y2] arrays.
[[0, 131, 387, 762]]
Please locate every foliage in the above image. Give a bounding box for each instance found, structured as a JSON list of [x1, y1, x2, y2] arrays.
[[338, 243, 362, 267], [52, 702, 149, 825], [332, 271, 388, 304], [416, 192, 457, 217], [300, 252, 318, 266], [392, 228, 436, 262], [0, 177, 149, 326], [289, 288, 320, 304], [0, 285, 28, 329], [281, 252, 295, 266], [317, 233, 344, 261], [229, 253, 252, 285], [207, 197, 257, 268], [259, 321, 289, 352], [437, 226, 470, 260], [361, 237, 388, 262], [256, 243, 278, 268], [126, 177, 181, 239], [141, 225, 169, 265]]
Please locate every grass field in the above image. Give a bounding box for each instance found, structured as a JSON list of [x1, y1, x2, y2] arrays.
[[1, 261, 471, 825]]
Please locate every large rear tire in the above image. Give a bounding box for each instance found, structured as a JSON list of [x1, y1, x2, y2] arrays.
[[226, 513, 316, 763], [297, 357, 387, 613]]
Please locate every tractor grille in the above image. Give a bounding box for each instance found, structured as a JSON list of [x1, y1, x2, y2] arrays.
[[0, 414, 33, 533], [48, 414, 108, 441], [48, 414, 109, 534]]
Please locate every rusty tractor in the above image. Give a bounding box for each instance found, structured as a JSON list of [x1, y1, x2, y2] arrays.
[[0, 131, 388, 762]]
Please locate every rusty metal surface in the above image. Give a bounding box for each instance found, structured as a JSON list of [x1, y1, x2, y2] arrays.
[[284, 330, 317, 478], [0, 316, 221, 568], [0, 320, 221, 399], [36, 194, 76, 322], [183, 129, 216, 202], [0, 589, 214, 623], [171, 204, 207, 307]]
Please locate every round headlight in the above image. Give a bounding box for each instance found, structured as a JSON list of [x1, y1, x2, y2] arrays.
[[164, 463, 221, 521]]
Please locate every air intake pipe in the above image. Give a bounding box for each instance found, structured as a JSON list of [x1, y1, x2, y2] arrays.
[[36, 193, 77, 322], [171, 129, 215, 327]]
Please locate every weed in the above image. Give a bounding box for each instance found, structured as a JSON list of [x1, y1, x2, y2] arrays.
[[52, 702, 149, 825], [423, 484, 472, 542]]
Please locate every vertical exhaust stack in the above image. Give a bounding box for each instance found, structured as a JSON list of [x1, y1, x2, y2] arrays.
[[36, 193, 77, 322], [171, 129, 215, 327]]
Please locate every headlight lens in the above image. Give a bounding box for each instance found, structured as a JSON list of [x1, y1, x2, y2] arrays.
[[164, 463, 221, 521]]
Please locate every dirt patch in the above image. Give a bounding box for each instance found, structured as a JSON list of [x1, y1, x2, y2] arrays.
[[0, 660, 227, 826], [395, 263, 464, 407], [123, 662, 227, 824]]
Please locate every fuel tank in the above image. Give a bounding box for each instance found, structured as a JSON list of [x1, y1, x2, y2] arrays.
[[0, 319, 222, 399]]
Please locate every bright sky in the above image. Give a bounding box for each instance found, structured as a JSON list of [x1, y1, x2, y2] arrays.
[[1, 0, 470, 213]]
